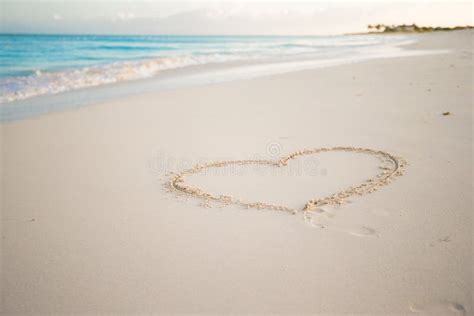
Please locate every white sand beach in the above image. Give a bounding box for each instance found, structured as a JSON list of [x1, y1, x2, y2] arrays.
[[1, 30, 472, 315]]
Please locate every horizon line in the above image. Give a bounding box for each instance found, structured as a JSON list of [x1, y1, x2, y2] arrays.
[[0, 32, 350, 37]]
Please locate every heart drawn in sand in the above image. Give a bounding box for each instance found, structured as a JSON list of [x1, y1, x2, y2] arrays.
[[167, 147, 406, 214]]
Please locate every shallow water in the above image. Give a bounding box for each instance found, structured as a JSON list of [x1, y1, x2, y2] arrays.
[[0, 33, 411, 105]]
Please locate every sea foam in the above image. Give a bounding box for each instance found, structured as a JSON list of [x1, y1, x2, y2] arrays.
[[0, 34, 410, 104]]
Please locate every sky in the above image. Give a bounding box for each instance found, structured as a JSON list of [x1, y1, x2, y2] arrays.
[[0, 1, 472, 35]]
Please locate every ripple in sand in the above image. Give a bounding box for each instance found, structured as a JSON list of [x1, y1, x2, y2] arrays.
[[303, 210, 379, 238], [347, 226, 379, 237], [410, 300, 466, 315]]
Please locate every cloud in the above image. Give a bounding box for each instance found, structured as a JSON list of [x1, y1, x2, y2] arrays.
[[116, 12, 136, 21], [204, 4, 322, 20], [2, 2, 471, 35]]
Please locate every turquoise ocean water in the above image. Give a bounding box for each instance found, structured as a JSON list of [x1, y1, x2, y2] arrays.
[[2, 33, 439, 121], [0, 34, 413, 106]]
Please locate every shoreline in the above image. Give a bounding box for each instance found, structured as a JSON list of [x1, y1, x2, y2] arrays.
[[0, 33, 445, 122]]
